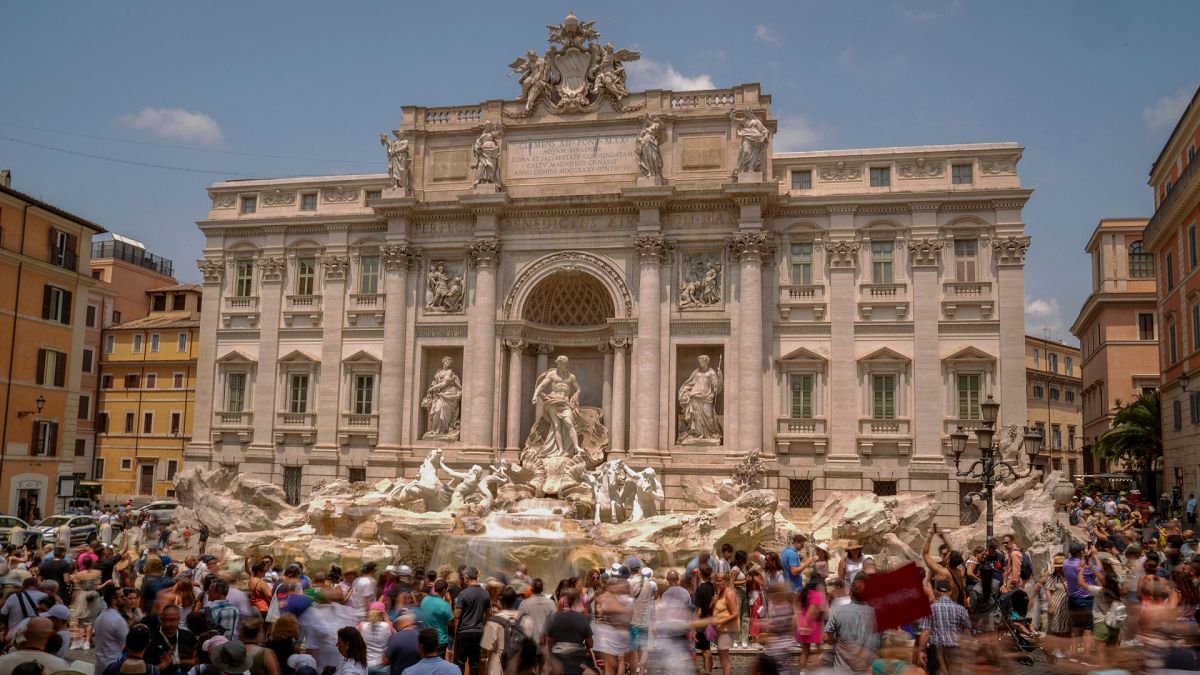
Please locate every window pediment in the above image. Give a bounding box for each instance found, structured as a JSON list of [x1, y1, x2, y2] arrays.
[[216, 350, 256, 364], [778, 346, 828, 368], [278, 349, 320, 364], [942, 346, 996, 363], [343, 349, 381, 364], [858, 346, 910, 364]]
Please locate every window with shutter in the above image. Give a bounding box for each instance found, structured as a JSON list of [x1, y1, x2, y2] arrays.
[[36, 349, 47, 385]]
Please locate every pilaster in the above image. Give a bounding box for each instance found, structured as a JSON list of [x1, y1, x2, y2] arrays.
[[189, 261, 224, 457], [253, 254, 286, 448], [631, 234, 673, 454], [909, 238, 945, 460], [316, 253, 349, 448], [463, 238, 501, 447], [610, 337, 630, 454], [994, 236, 1031, 428], [379, 244, 421, 449], [729, 231, 774, 453], [504, 339, 526, 451]]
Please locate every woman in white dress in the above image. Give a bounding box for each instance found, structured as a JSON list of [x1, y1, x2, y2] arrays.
[[591, 579, 632, 675]]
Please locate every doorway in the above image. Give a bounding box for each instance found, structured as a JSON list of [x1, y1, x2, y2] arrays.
[[17, 490, 40, 522], [138, 464, 155, 495]]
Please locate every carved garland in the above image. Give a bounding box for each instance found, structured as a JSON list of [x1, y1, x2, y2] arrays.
[[211, 194, 237, 209], [261, 190, 297, 207], [322, 186, 361, 204], [991, 236, 1030, 265], [503, 251, 633, 319]]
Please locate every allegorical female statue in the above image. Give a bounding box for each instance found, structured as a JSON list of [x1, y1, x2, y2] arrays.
[[421, 357, 462, 440], [379, 132, 411, 195], [677, 354, 723, 444], [636, 115, 665, 178], [471, 121, 503, 187], [731, 109, 770, 174]]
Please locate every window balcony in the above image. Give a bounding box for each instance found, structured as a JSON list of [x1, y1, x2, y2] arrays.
[[942, 281, 994, 319], [274, 411, 316, 445], [222, 295, 260, 327], [347, 293, 386, 326], [777, 285, 826, 320], [212, 410, 252, 443], [774, 417, 827, 455], [284, 295, 323, 327], [858, 283, 909, 320], [338, 412, 379, 447], [857, 417, 912, 455]]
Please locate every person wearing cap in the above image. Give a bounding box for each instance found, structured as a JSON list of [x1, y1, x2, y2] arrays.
[[1042, 553, 1070, 660], [209, 640, 254, 675], [351, 563, 378, 621], [452, 566, 489, 675], [625, 558, 654, 670], [40, 604, 71, 659], [395, 566, 415, 595], [838, 542, 866, 587], [100, 624, 158, 675], [359, 601, 395, 675], [915, 578, 971, 673], [0, 616, 69, 675]]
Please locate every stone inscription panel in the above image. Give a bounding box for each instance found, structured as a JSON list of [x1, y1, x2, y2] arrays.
[[680, 135, 725, 170], [507, 135, 637, 179], [431, 149, 470, 180]]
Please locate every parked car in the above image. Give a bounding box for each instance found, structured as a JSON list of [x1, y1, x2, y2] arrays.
[[63, 499, 95, 515], [135, 501, 179, 524], [32, 515, 98, 548], [0, 516, 31, 546]]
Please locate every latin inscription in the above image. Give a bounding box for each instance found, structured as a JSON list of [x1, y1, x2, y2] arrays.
[[507, 136, 637, 179]]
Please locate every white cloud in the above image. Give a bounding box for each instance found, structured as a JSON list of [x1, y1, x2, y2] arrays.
[[1144, 84, 1196, 130], [1025, 295, 1065, 338], [774, 114, 822, 151], [119, 107, 224, 145], [626, 57, 715, 92], [754, 24, 779, 44]]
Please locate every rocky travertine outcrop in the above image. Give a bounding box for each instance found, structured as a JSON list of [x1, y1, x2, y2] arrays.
[[810, 491, 941, 553], [173, 466, 304, 536]]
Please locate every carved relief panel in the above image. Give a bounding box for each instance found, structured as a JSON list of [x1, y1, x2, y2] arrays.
[[424, 257, 467, 314], [677, 250, 724, 311]]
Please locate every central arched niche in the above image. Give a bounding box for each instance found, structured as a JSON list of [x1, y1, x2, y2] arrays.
[[521, 270, 615, 327]]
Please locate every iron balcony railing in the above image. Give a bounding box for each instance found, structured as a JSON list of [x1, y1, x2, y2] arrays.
[[1145, 155, 1200, 245], [92, 240, 174, 276]]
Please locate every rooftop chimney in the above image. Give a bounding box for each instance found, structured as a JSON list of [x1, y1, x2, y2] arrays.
[[0, 170, 10, 188]]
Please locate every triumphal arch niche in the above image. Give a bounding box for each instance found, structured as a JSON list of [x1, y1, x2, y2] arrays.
[[372, 11, 774, 500]]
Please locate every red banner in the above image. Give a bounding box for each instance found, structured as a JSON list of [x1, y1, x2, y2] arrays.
[[859, 563, 931, 631]]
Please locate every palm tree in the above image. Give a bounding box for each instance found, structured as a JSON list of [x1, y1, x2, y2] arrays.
[[1092, 391, 1163, 474]]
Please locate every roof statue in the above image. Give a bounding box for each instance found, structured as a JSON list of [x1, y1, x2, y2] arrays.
[[506, 12, 643, 118]]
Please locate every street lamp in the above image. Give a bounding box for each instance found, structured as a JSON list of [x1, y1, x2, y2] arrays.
[[17, 395, 46, 418], [951, 394, 1041, 600]]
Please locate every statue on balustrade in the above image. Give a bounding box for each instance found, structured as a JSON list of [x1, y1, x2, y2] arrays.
[[636, 114, 665, 179], [731, 108, 770, 174], [471, 121, 503, 187], [379, 132, 411, 195], [677, 354, 723, 444], [421, 357, 462, 440]]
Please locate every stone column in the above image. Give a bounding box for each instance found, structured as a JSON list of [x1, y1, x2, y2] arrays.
[[824, 237, 862, 460], [379, 244, 420, 449], [316, 254, 349, 447], [252, 255, 286, 448], [632, 235, 672, 453], [730, 232, 774, 453], [610, 337, 629, 453], [993, 236, 1031, 428], [534, 344, 552, 422], [909, 237, 943, 459], [504, 339, 525, 450], [463, 239, 500, 448], [189, 260, 225, 458], [601, 343, 614, 431]]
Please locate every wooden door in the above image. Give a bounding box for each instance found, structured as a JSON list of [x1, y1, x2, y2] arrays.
[[138, 464, 154, 495]]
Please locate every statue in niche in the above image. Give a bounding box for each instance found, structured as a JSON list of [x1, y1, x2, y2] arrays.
[[731, 109, 770, 174], [530, 355, 585, 457], [379, 132, 411, 195], [425, 261, 465, 313], [421, 357, 462, 440], [636, 115, 665, 179], [471, 121, 503, 187], [679, 257, 722, 309], [677, 354, 724, 444]]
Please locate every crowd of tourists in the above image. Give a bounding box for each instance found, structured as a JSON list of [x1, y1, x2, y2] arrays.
[[3, 488, 1200, 674]]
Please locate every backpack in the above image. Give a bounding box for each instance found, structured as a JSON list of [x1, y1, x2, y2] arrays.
[[1104, 598, 1127, 629], [1019, 551, 1033, 581], [489, 614, 531, 669]]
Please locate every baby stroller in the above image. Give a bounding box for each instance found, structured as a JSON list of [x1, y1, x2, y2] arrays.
[[993, 587, 1040, 667]]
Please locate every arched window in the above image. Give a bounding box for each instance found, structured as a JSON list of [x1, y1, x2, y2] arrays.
[[1129, 240, 1155, 278]]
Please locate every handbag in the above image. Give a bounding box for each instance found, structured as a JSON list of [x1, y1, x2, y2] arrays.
[[1104, 599, 1127, 629], [703, 624, 717, 642]]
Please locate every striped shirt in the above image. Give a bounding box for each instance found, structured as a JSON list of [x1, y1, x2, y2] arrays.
[[207, 600, 239, 640], [919, 596, 972, 647]]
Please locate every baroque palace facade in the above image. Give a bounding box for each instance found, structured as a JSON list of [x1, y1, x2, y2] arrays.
[[185, 16, 1033, 521]]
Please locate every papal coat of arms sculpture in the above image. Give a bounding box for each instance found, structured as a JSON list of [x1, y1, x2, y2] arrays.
[[506, 12, 644, 117]]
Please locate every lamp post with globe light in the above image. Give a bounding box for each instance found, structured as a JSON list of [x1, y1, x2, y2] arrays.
[[949, 394, 1043, 600]]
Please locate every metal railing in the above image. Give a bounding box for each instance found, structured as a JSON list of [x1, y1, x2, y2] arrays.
[[92, 240, 174, 276]]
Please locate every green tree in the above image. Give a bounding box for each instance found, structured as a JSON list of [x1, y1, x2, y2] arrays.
[[1092, 391, 1162, 474]]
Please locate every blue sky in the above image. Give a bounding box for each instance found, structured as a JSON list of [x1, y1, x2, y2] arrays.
[[2, 1, 1197, 343]]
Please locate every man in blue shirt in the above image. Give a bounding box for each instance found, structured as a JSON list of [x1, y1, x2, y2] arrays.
[[400, 629, 459, 675], [781, 533, 806, 589], [1187, 493, 1197, 526]]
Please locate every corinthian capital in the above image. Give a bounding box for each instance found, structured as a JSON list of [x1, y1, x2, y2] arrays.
[[633, 234, 674, 264], [467, 238, 501, 268], [820, 240, 861, 269], [381, 243, 422, 271], [907, 238, 945, 267], [991, 236, 1030, 265], [727, 231, 776, 262], [321, 254, 350, 280], [197, 259, 224, 283]]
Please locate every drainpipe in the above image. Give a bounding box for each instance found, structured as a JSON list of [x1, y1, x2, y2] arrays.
[[0, 204, 31, 513]]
